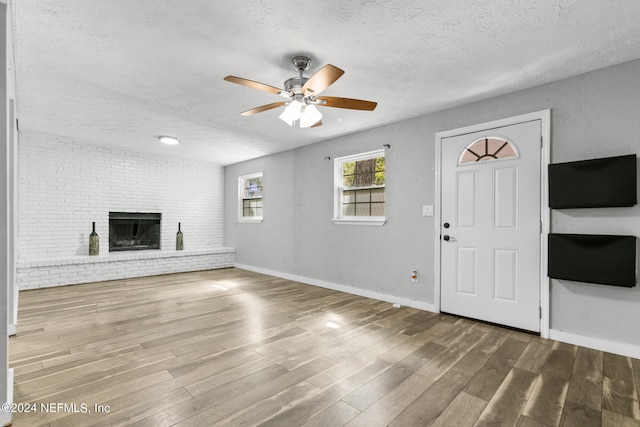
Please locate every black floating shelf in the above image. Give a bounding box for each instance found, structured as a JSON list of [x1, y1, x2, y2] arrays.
[[548, 233, 636, 287], [548, 154, 637, 209]]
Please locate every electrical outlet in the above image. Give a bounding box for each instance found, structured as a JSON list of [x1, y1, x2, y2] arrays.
[[411, 270, 418, 283], [422, 205, 433, 216]]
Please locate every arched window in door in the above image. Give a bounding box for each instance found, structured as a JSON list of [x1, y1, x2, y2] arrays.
[[458, 136, 518, 164]]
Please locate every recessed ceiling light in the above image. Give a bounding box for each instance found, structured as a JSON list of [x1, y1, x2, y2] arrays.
[[159, 136, 179, 145]]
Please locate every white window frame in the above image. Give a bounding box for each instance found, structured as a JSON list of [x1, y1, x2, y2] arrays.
[[333, 149, 386, 226], [238, 172, 263, 223]]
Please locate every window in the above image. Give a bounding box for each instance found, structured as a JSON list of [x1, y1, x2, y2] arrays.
[[333, 149, 386, 225], [458, 136, 518, 164], [238, 172, 263, 222]]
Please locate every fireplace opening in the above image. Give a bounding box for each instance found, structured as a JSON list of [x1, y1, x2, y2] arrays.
[[109, 212, 161, 252]]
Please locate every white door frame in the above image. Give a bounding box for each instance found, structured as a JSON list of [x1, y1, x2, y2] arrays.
[[434, 110, 551, 338]]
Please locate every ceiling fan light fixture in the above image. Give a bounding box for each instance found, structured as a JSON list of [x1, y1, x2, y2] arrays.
[[278, 100, 302, 126], [159, 135, 180, 145], [299, 104, 323, 128], [225, 56, 375, 129]]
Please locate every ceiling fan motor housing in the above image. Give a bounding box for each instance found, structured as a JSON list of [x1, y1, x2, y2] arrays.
[[283, 76, 309, 94], [284, 55, 313, 95]]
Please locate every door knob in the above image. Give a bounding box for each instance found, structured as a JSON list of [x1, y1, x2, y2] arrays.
[[443, 235, 451, 241]]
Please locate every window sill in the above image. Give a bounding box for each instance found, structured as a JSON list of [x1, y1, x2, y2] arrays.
[[332, 218, 386, 226], [238, 218, 263, 224]]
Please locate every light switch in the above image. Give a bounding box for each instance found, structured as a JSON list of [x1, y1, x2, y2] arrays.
[[422, 205, 434, 216]]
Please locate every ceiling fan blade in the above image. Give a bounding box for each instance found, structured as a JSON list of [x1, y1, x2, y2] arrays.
[[301, 64, 344, 96], [224, 76, 284, 95], [240, 102, 286, 116], [316, 96, 377, 111]]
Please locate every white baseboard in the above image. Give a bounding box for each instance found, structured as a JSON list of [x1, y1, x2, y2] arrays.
[[549, 329, 640, 359], [0, 411, 10, 427], [1, 368, 13, 426], [7, 368, 12, 405], [234, 263, 436, 313]]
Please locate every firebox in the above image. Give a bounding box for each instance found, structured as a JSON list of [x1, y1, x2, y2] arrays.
[[109, 212, 161, 252]]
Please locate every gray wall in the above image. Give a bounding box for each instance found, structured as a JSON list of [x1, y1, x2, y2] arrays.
[[225, 150, 296, 272], [225, 58, 640, 346]]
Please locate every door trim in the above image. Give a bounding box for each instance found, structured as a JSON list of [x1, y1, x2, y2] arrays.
[[434, 110, 551, 338]]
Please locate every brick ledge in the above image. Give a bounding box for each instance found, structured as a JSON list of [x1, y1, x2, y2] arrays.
[[17, 247, 235, 268]]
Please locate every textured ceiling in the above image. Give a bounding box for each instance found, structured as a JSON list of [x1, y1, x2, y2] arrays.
[[12, 1, 640, 165]]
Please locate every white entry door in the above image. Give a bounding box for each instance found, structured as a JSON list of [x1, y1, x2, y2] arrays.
[[440, 120, 541, 332]]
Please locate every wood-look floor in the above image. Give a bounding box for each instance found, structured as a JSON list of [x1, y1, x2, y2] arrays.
[[8, 268, 640, 426]]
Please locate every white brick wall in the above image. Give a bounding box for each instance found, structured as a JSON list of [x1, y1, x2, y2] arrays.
[[18, 131, 233, 288], [16, 248, 235, 290]]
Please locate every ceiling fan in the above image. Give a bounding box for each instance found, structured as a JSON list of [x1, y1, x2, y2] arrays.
[[224, 56, 377, 128]]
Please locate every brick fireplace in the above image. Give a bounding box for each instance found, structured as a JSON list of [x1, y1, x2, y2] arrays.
[[16, 132, 234, 290]]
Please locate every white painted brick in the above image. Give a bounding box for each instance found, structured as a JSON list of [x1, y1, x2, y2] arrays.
[[16, 249, 235, 289], [19, 131, 224, 260], [17, 131, 234, 289]]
